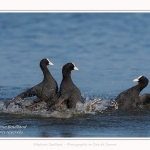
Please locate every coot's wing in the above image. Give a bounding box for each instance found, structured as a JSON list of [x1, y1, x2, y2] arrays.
[[5, 84, 41, 108], [48, 93, 69, 111]]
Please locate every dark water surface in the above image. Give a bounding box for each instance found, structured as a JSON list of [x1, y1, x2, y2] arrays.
[[0, 13, 150, 137]]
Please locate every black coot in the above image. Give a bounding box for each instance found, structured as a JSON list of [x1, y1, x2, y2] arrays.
[[115, 75, 149, 109], [139, 93, 150, 106], [5, 58, 58, 108], [49, 62, 83, 111]]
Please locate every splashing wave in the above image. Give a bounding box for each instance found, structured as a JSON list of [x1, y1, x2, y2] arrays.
[[0, 97, 116, 118]]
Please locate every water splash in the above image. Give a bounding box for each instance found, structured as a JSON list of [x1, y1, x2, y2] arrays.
[[0, 97, 116, 118]]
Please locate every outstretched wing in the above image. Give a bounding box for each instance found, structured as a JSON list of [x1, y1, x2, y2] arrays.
[[5, 84, 41, 108]]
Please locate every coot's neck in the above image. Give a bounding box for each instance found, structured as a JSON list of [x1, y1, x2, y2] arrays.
[[62, 70, 72, 81], [134, 81, 148, 93], [40, 64, 53, 81]]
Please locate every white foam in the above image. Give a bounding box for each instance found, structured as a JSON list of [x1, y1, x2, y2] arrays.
[[0, 97, 114, 118]]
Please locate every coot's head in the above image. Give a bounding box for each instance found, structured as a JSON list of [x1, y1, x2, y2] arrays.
[[62, 62, 79, 76], [63, 62, 78, 71], [40, 58, 54, 67], [133, 75, 149, 85]]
